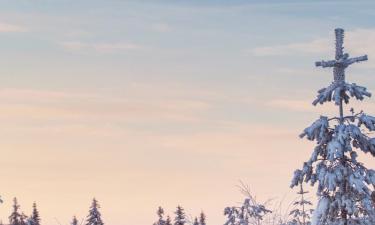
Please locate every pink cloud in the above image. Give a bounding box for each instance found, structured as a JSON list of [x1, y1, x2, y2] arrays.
[[61, 41, 142, 53], [0, 22, 27, 33]]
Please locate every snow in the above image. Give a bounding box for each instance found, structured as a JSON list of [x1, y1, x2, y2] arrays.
[[224, 197, 272, 225]]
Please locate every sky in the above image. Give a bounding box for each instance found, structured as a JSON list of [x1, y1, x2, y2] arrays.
[[1, 1, 375, 225]]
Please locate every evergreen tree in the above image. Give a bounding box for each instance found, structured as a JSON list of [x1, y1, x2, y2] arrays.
[[193, 217, 199, 225], [9, 198, 23, 225], [20, 213, 27, 225], [30, 202, 41, 225], [199, 212, 206, 225], [165, 216, 172, 225], [153, 207, 165, 225], [288, 184, 313, 225], [291, 28, 375, 225], [71, 216, 79, 225], [174, 206, 186, 225], [85, 198, 104, 225]]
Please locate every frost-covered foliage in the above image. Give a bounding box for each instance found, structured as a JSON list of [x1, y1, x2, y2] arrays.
[[312, 82, 370, 106], [291, 28, 375, 225], [224, 184, 272, 225], [287, 184, 313, 225], [224, 199, 272, 225], [224, 198, 271, 225], [85, 199, 104, 225]]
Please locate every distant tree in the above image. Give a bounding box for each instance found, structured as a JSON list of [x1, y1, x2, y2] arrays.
[[174, 206, 186, 225], [30, 202, 41, 225], [193, 217, 199, 225], [71, 216, 79, 225], [165, 216, 172, 225], [85, 198, 104, 225], [288, 184, 313, 225], [20, 213, 27, 225], [9, 198, 23, 225], [199, 212, 206, 225], [153, 207, 165, 225]]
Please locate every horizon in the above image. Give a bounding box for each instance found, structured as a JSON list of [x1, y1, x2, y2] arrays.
[[1, 1, 375, 225]]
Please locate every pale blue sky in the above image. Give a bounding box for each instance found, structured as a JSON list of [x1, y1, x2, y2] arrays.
[[0, 1, 375, 225]]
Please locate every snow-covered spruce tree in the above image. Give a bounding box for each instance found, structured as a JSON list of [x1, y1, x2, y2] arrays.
[[153, 207, 166, 225], [29, 202, 41, 225], [71, 216, 79, 225], [288, 184, 313, 225], [174, 206, 186, 225], [199, 212, 206, 225], [224, 184, 272, 225], [85, 199, 104, 225], [9, 198, 23, 225], [291, 28, 375, 225]]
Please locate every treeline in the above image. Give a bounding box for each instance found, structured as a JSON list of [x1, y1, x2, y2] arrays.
[[151, 183, 313, 225], [152, 206, 206, 225], [4, 198, 104, 225]]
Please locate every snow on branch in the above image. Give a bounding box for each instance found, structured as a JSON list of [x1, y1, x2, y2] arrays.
[[224, 183, 272, 225], [358, 114, 375, 131], [299, 116, 329, 144], [312, 82, 371, 106]]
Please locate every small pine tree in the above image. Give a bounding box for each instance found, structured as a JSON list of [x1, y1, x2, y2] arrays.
[[85, 198, 104, 225], [174, 206, 186, 225], [199, 212, 206, 225], [71, 216, 79, 225], [193, 217, 199, 225], [30, 202, 41, 225], [288, 184, 313, 225], [153, 207, 165, 225], [9, 198, 23, 225], [20, 212, 27, 225], [165, 216, 172, 225]]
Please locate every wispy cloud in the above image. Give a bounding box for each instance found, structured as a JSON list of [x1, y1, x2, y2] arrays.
[[61, 41, 142, 53], [252, 38, 329, 56], [0, 87, 212, 124], [0, 22, 27, 33]]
